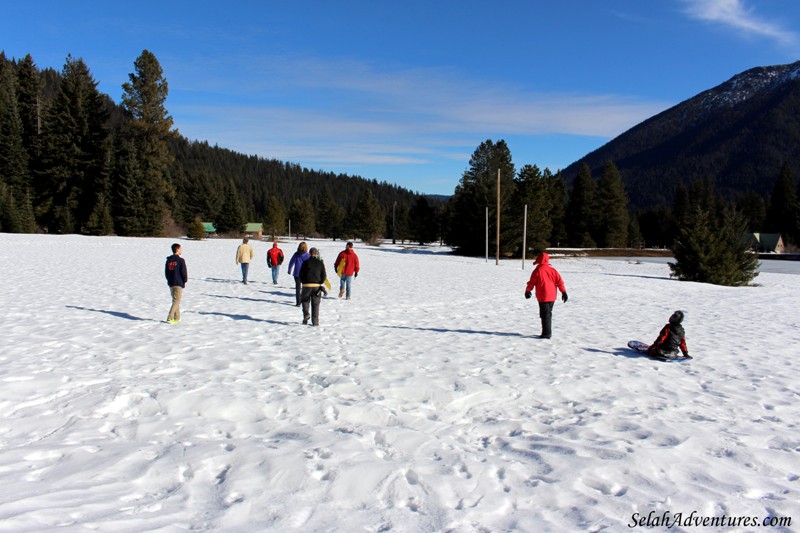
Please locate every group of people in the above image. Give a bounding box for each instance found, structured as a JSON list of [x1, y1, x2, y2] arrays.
[[167, 243, 689, 357], [165, 239, 360, 327]]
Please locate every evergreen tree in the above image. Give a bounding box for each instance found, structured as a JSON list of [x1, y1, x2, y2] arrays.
[[15, 54, 42, 171], [628, 215, 642, 248], [215, 180, 246, 234], [514, 164, 552, 254], [112, 138, 146, 236], [37, 55, 109, 233], [352, 189, 385, 244], [735, 191, 767, 232], [316, 186, 345, 239], [546, 171, 569, 247], [0, 183, 20, 232], [447, 139, 516, 255], [289, 197, 316, 238], [566, 163, 597, 247], [595, 160, 629, 247], [187, 216, 206, 240], [83, 192, 114, 235], [262, 195, 286, 240], [670, 206, 759, 286], [394, 202, 412, 243], [0, 56, 32, 233], [121, 50, 176, 235], [409, 196, 437, 245], [765, 163, 798, 245]]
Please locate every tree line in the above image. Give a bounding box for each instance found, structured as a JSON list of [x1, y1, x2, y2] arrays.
[[0, 51, 440, 245], [446, 139, 800, 255], [2, 50, 798, 273]]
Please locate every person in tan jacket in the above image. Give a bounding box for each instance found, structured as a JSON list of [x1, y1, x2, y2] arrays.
[[235, 237, 255, 284]]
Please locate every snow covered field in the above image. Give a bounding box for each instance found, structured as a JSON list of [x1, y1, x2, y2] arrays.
[[0, 233, 798, 532]]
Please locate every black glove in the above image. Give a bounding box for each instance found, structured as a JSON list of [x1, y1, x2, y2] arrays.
[[355, 272, 358, 278], [561, 292, 568, 303], [524, 291, 532, 299]]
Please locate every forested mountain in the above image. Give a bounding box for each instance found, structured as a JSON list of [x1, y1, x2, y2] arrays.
[[0, 51, 435, 243], [561, 60, 800, 210]]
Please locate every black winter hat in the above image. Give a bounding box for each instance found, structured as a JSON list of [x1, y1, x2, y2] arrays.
[[669, 310, 684, 325]]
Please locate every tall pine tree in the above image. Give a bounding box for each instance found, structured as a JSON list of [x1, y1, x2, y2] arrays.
[[765, 163, 798, 245], [566, 163, 597, 247], [448, 139, 516, 255], [121, 50, 176, 235], [36, 55, 109, 233], [595, 160, 629, 248]]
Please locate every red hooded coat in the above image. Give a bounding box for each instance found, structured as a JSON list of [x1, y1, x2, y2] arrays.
[[525, 252, 566, 303]]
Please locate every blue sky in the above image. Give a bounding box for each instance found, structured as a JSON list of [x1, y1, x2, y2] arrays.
[[4, 1, 800, 195]]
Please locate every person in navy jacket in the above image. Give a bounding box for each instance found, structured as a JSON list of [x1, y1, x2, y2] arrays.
[[165, 243, 188, 324]]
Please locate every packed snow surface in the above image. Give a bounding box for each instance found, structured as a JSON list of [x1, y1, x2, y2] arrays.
[[0, 234, 798, 532]]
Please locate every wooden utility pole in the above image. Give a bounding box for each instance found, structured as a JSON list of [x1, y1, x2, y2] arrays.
[[496, 169, 500, 265], [522, 204, 528, 270]]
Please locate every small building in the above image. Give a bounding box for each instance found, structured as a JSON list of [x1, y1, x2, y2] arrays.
[[743, 232, 785, 253], [202, 222, 217, 237], [245, 223, 263, 240]]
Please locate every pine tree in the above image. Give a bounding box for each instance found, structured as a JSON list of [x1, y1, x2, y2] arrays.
[[0, 56, 31, 233], [566, 163, 597, 247], [15, 54, 42, 173], [262, 195, 286, 240], [595, 161, 629, 248], [514, 164, 552, 253], [121, 50, 176, 236], [289, 197, 316, 238], [316, 187, 344, 239], [112, 139, 146, 236], [765, 163, 798, 245], [187, 216, 206, 240], [547, 171, 569, 247], [37, 55, 109, 233], [352, 189, 385, 245], [735, 191, 766, 232], [83, 192, 114, 235], [670, 206, 759, 286], [409, 196, 437, 245], [447, 139, 516, 255], [215, 180, 246, 235], [394, 202, 411, 243]]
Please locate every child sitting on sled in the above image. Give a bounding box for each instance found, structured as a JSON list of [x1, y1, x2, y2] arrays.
[[648, 310, 691, 359]]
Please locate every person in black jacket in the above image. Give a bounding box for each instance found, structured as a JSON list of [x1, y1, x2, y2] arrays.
[[648, 310, 691, 359], [165, 243, 188, 324], [299, 247, 327, 326]]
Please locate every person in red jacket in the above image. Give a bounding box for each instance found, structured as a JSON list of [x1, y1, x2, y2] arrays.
[[334, 241, 360, 299], [266, 242, 284, 285], [524, 252, 568, 338]]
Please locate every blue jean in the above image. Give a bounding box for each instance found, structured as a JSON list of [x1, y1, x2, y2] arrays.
[[271, 265, 280, 283], [339, 275, 353, 298], [240, 263, 250, 283]]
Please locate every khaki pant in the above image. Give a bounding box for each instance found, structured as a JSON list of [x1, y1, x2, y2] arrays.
[[168, 286, 183, 322]]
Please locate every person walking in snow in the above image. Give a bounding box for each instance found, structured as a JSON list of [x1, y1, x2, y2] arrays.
[[266, 242, 284, 285], [235, 237, 255, 284], [648, 310, 692, 359], [299, 247, 328, 326], [165, 243, 188, 324], [287, 241, 310, 306], [524, 252, 568, 339], [334, 241, 360, 299]]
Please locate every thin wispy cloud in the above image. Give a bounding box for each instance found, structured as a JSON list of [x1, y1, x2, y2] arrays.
[[170, 53, 668, 172], [681, 0, 799, 49]]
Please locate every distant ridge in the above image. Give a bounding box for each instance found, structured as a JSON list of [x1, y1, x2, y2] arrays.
[[561, 60, 800, 209]]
